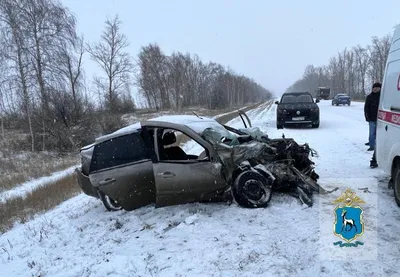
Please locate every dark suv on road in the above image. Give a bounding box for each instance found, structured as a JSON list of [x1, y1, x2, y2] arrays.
[[332, 94, 351, 106], [275, 92, 320, 129]]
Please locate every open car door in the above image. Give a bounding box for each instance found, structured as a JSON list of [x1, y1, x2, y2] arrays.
[[143, 121, 227, 208]]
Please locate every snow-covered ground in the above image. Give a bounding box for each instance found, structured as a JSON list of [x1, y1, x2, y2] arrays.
[[1, 100, 399, 277]]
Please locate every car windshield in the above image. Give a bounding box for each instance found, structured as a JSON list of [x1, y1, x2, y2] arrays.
[[281, 94, 313, 103], [200, 123, 240, 145]]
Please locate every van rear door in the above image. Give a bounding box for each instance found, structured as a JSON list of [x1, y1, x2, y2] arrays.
[[377, 34, 400, 174]]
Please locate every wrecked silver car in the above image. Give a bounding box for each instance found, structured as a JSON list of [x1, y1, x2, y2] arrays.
[[75, 111, 337, 211]]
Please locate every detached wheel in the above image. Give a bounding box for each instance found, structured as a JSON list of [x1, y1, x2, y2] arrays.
[[393, 164, 400, 207], [97, 190, 122, 211], [232, 170, 272, 208]]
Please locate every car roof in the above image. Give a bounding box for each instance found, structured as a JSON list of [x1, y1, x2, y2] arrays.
[[93, 115, 220, 144], [283, 91, 311, 95]]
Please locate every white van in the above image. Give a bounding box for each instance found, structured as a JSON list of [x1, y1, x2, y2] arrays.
[[376, 25, 400, 206]]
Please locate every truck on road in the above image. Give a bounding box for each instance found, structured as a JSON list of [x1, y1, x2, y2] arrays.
[[315, 87, 330, 100]]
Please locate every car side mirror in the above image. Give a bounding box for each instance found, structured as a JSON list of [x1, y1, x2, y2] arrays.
[[316, 99, 320, 103], [275, 101, 279, 104]]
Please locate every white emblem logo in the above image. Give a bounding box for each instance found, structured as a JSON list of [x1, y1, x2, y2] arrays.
[[296, 111, 300, 115]]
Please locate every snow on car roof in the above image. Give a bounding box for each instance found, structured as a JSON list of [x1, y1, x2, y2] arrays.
[[94, 115, 222, 144]]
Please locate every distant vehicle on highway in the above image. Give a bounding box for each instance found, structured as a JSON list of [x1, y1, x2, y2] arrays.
[[332, 94, 351, 106], [315, 87, 330, 100], [275, 91, 320, 129]]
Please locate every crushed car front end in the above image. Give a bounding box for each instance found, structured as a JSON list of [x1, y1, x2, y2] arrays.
[[201, 116, 336, 207]]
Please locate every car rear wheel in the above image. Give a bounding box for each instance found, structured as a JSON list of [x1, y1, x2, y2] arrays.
[[98, 190, 123, 211], [232, 170, 272, 208], [393, 164, 400, 207]]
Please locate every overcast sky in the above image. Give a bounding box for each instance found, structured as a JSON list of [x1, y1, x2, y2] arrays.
[[61, 0, 400, 98]]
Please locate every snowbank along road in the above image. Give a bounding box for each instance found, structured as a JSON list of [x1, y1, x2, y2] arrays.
[[1, 100, 399, 277]]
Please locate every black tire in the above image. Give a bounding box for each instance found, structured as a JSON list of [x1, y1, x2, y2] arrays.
[[97, 190, 123, 211], [393, 164, 400, 207], [232, 170, 272, 208], [332, 102, 334, 106]]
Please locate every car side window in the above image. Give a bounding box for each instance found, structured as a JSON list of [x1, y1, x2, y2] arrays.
[[90, 132, 149, 172], [156, 128, 210, 162]]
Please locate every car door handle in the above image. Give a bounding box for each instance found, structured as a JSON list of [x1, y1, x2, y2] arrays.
[[385, 125, 388, 131], [157, 172, 175, 178], [390, 106, 400, 112], [99, 178, 116, 186]]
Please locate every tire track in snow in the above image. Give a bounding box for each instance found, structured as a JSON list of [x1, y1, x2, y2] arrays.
[[222, 100, 274, 127]]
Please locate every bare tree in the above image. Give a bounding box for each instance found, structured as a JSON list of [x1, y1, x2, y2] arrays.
[[287, 32, 392, 100], [353, 45, 369, 96], [0, 0, 35, 150], [368, 35, 391, 84], [55, 35, 85, 122], [17, 0, 77, 151], [136, 43, 170, 110], [167, 52, 188, 112], [86, 15, 134, 113]]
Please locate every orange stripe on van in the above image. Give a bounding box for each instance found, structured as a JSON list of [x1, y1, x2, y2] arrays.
[[378, 110, 400, 125]]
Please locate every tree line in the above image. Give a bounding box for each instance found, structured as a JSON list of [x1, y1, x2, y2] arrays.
[[286, 34, 392, 99], [136, 44, 272, 111], [0, 0, 272, 152]]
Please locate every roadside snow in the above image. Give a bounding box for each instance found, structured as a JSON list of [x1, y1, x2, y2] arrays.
[[1, 100, 399, 277], [0, 165, 77, 203], [211, 105, 251, 119]]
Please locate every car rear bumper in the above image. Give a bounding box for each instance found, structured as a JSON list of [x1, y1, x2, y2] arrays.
[[75, 167, 99, 198]]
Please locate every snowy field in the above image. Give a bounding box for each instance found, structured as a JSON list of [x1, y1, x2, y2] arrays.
[[1, 100, 399, 277]]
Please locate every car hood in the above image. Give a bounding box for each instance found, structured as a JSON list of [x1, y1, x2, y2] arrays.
[[277, 103, 317, 110]]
